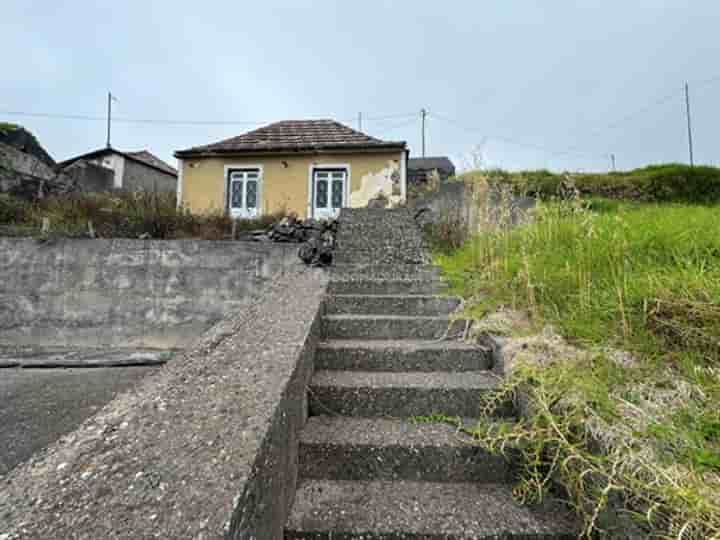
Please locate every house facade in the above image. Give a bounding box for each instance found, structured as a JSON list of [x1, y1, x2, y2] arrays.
[[58, 148, 177, 193], [174, 120, 408, 220]]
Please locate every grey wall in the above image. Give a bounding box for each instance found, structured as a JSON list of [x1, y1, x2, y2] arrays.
[[64, 160, 115, 192], [0, 238, 297, 349], [122, 158, 177, 193], [413, 180, 536, 232]]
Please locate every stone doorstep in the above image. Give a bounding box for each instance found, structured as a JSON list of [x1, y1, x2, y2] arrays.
[[308, 369, 509, 418], [323, 314, 469, 340], [299, 416, 514, 484], [285, 480, 578, 540], [327, 279, 448, 296], [315, 339, 491, 372], [324, 294, 461, 316]]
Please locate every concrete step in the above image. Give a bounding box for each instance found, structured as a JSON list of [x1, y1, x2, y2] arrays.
[[333, 254, 429, 265], [330, 264, 441, 280], [285, 480, 578, 539], [315, 339, 491, 372], [325, 294, 460, 316], [299, 416, 513, 483], [323, 314, 468, 340], [308, 370, 505, 418], [328, 279, 447, 295]]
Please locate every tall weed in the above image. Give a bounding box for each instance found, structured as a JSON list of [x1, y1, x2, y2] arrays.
[[436, 196, 720, 538]]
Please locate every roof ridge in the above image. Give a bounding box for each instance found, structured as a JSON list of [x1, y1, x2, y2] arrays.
[[175, 118, 405, 157]]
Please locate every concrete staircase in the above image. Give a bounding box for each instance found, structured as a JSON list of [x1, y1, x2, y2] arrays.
[[285, 209, 576, 539]]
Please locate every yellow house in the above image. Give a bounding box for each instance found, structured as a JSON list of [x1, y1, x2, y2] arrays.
[[174, 119, 408, 220]]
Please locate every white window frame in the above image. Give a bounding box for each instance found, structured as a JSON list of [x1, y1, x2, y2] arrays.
[[224, 164, 264, 218], [307, 163, 350, 219]]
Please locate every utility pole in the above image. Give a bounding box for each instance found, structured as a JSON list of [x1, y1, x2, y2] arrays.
[[685, 82, 694, 167], [106, 92, 114, 149], [358, 112, 362, 132], [420, 108, 427, 158]]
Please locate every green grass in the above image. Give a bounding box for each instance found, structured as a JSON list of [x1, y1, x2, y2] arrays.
[[434, 197, 720, 538], [0, 122, 20, 134], [457, 163, 720, 204]]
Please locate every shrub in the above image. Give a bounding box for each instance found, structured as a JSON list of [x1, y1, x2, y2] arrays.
[[458, 164, 720, 204], [0, 190, 286, 239], [0, 194, 30, 223]]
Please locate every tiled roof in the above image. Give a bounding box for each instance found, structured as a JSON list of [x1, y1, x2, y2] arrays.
[[175, 119, 406, 156], [408, 157, 455, 173], [125, 150, 177, 176], [58, 148, 177, 177]]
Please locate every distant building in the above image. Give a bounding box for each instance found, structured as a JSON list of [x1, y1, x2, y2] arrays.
[[408, 157, 455, 186], [58, 147, 177, 193]]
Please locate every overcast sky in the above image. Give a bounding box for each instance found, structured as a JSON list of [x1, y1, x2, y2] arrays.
[[2, 1, 718, 172]]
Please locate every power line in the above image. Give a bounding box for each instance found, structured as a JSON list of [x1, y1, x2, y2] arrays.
[[0, 110, 269, 126], [372, 117, 417, 133], [563, 88, 681, 151], [0, 108, 420, 127], [429, 112, 604, 159], [561, 73, 720, 153], [695, 73, 720, 90], [363, 112, 418, 122]]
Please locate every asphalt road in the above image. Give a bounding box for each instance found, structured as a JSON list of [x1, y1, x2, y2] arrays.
[[0, 366, 158, 476]]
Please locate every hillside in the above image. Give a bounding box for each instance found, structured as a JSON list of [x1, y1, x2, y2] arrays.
[[459, 163, 720, 204], [432, 187, 720, 538]]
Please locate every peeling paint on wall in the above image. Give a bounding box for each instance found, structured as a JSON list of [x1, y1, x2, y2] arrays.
[[350, 160, 402, 207]]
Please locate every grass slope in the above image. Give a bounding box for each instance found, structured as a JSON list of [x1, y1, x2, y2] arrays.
[[436, 197, 720, 538]]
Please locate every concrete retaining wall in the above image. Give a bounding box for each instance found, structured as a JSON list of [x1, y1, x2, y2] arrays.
[[0, 238, 297, 349], [0, 268, 329, 539]]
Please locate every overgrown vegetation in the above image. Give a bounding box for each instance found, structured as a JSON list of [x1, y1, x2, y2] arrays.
[[0, 122, 20, 134], [433, 174, 720, 538], [459, 163, 720, 204], [0, 191, 283, 239]]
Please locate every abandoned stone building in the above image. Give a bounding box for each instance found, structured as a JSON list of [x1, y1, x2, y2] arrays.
[[58, 147, 178, 193], [407, 156, 456, 186], [0, 124, 76, 199]]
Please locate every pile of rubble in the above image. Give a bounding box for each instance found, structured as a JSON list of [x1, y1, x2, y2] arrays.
[[244, 216, 337, 266]]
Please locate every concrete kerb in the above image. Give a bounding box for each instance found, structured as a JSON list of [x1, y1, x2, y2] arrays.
[[0, 267, 329, 540], [0, 349, 172, 369]]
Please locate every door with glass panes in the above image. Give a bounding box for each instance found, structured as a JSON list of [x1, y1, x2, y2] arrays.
[[228, 169, 260, 219], [312, 169, 346, 220]]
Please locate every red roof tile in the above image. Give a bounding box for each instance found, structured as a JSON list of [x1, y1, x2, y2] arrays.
[[125, 150, 177, 176]]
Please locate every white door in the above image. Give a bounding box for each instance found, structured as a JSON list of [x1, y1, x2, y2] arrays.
[[313, 169, 346, 220], [228, 170, 260, 219]]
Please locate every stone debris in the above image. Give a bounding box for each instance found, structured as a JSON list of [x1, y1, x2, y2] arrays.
[[239, 215, 338, 266]]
